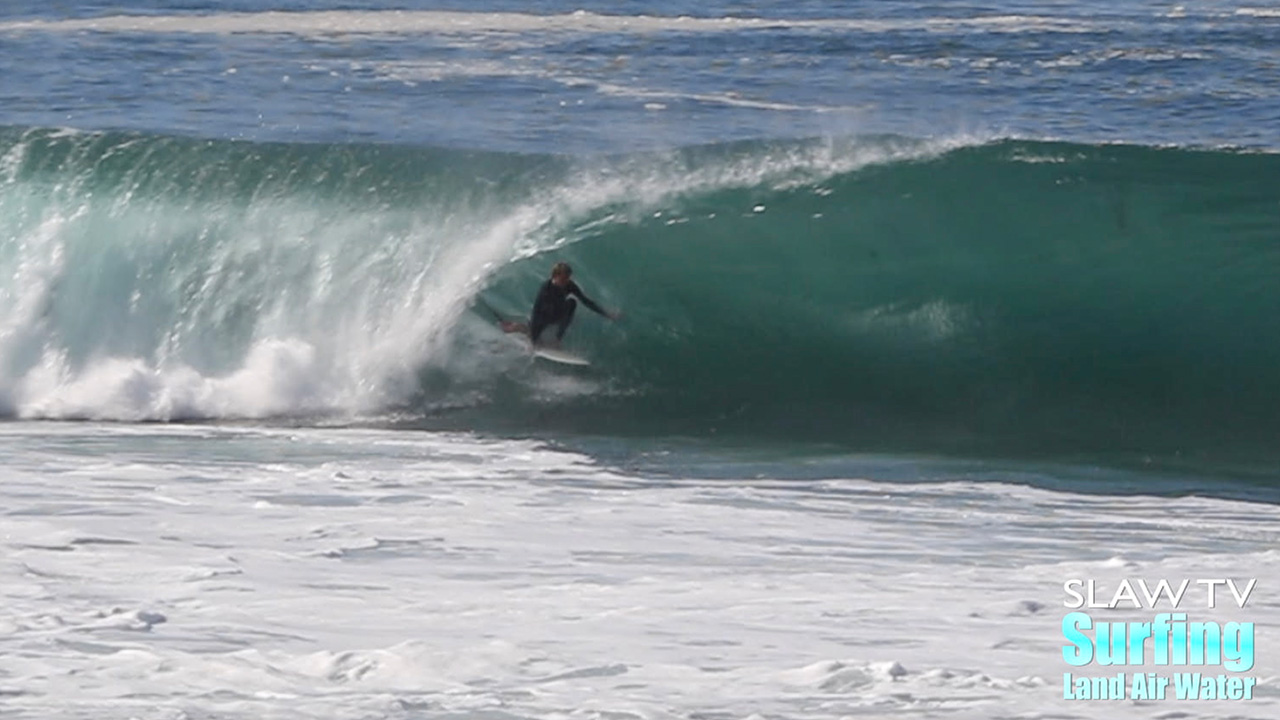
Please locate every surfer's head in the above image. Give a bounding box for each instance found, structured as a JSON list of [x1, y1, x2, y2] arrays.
[[550, 262, 573, 286]]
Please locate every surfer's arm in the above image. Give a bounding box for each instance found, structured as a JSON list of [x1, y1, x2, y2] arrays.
[[568, 282, 612, 318]]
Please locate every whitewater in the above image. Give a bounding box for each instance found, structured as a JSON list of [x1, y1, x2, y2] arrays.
[[5, 422, 1278, 720], [1, 2, 1278, 719]]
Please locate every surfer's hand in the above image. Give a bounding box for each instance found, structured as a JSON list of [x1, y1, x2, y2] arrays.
[[608, 310, 623, 321]]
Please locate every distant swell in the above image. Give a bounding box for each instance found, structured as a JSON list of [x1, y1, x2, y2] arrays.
[[2, 124, 1278, 470]]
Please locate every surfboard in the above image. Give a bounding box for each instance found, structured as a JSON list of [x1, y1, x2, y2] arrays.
[[531, 345, 591, 366]]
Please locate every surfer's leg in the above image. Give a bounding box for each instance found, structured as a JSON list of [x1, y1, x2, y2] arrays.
[[529, 317, 550, 344], [554, 298, 577, 340]]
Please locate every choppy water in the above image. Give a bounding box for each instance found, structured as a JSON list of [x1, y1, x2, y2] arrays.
[[3, 1, 1280, 151]]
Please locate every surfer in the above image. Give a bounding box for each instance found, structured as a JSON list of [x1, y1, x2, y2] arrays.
[[501, 262, 618, 347]]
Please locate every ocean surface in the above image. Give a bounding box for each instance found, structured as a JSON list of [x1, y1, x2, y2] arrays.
[[1, 2, 1278, 718]]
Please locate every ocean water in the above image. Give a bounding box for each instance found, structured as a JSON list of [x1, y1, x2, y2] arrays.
[[1, 2, 1278, 718]]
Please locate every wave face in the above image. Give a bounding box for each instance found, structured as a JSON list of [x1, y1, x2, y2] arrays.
[[478, 140, 1280, 467], [2, 125, 1278, 467]]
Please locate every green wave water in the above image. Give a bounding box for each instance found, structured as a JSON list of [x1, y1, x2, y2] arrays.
[[1, 125, 1277, 471], [477, 142, 1280, 469]]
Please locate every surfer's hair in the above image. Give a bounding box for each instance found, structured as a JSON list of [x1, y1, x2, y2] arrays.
[[551, 262, 573, 278]]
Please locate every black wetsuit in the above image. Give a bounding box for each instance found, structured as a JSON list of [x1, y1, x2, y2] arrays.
[[529, 279, 606, 344]]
